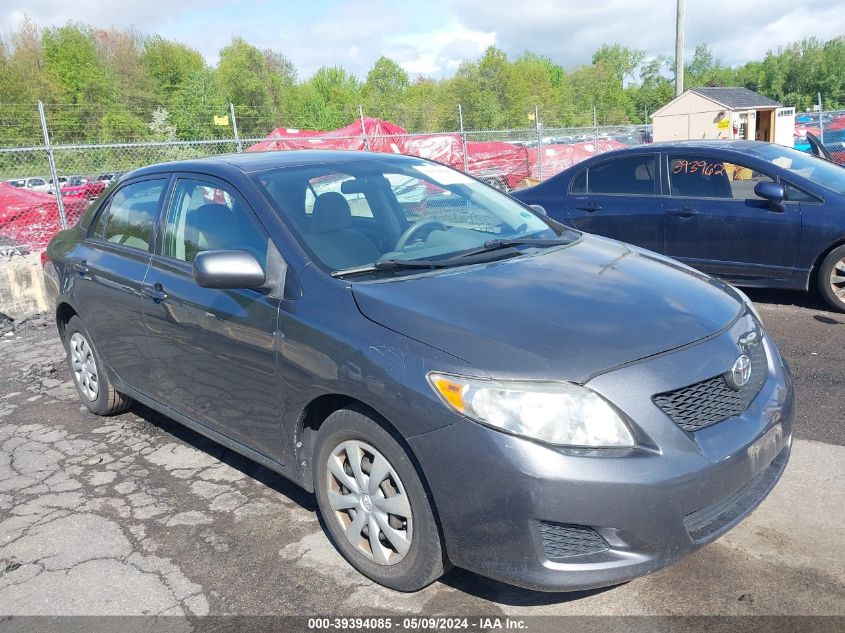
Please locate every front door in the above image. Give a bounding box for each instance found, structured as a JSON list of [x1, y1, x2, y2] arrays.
[[565, 152, 664, 252], [141, 176, 280, 452], [664, 154, 802, 281]]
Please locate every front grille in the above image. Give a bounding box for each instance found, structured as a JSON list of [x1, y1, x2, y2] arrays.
[[538, 522, 610, 560], [653, 342, 768, 432], [684, 447, 789, 542]]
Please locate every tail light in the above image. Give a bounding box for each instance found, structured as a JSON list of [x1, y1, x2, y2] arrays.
[[40, 251, 50, 268]]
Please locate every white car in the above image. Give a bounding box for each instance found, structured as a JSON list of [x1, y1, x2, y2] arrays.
[[7, 177, 52, 193]]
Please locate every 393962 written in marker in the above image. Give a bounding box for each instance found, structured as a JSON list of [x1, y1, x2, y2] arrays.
[[671, 159, 726, 176]]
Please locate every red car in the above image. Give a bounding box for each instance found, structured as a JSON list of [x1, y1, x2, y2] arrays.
[[60, 176, 106, 200]]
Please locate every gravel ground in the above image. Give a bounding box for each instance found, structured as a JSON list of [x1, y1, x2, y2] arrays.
[[0, 295, 843, 622]]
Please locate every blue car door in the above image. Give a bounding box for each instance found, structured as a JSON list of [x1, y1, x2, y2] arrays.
[[663, 153, 802, 282], [564, 152, 664, 253]]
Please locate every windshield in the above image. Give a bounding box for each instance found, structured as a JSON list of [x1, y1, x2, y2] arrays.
[[745, 144, 845, 194], [253, 157, 565, 273]]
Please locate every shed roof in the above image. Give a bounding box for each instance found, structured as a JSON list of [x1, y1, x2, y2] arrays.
[[688, 87, 782, 109]]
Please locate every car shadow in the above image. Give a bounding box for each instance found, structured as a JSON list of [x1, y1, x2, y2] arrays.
[[741, 287, 834, 313], [129, 401, 317, 512], [439, 567, 619, 605], [128, 402, 620, 604]]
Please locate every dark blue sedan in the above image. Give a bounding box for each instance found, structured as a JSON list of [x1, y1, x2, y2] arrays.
[[512, 140, 845, 311]]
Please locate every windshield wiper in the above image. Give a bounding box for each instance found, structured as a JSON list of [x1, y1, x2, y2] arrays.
[[331, 247, 526, 278], [330, 258, 452, 278], [450, 236, 572, 260]]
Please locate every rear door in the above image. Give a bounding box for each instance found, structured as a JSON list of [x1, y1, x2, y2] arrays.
[[664, 153, 802, 281], [141, 175, 280, 450], [565, 152, 664, 252], [69, 177, 167, 388]]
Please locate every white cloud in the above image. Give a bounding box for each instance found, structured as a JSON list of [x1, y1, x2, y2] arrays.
[[1, 0, 843, 80], [449, 0, 845, 68]]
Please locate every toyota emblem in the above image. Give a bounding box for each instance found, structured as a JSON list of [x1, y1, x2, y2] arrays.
[[725, 354, 752, 390]]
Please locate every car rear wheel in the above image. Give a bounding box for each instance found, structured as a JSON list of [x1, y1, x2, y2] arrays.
[[817, 245, 845, 312], [313, 406, 448, 591], [64, 316, 133, 415]]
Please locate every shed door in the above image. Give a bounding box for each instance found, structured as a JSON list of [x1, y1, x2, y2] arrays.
[[774, 108, 795, 147]]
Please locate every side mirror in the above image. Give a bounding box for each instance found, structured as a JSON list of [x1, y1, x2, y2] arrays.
[[529, 204, 548, 216], [193, 250, 266, 289], [754, 181, 785, 211]]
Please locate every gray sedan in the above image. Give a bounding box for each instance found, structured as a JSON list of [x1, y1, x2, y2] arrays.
[[43, 151, 793, 592]]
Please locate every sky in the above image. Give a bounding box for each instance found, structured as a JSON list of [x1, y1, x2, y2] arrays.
[[1, 0, 844, 79]]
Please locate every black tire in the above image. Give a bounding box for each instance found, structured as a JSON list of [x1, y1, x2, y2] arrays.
[[817, 245, 845, 312], [313, 406, 448, 592], [64, 315, 133, 415]]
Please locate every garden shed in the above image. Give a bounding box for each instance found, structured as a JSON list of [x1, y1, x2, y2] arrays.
[[652, 87, 795, 146]]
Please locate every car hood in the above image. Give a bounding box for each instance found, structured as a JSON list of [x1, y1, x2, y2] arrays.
[[351, 236, 744, 382]]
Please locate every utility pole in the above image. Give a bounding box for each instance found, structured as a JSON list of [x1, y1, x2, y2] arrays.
[[675, 0, 685, 97]]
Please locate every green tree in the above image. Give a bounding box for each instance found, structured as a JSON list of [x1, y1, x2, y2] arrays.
[[592, 44, 645, 84], [297, 66, 361, 129], [362, 56, 409, 121]]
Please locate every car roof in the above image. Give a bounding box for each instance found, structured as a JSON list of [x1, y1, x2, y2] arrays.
[[123, 150, 427, 180], [570, 139, 783, 164]]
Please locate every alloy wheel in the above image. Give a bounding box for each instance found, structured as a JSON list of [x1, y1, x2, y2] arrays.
[[69, 332, 98, 401], [829, 257, 845, 302], [326, 440, 413, 566]]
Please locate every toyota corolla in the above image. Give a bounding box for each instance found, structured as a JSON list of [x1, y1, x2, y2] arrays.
[[43, 151, 794, 592]]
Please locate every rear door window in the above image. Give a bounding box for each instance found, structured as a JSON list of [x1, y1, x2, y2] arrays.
[[587, 155, 657, 195], [92, 179, 165, 251]]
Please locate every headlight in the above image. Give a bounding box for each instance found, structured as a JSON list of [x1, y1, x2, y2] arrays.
[[731, 286, 763, 324], [427, 373, 635, 448]]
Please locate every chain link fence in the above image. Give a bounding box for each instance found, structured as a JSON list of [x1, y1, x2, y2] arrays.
[[4, 100, 843, 256], [793, 108, 845, 162]]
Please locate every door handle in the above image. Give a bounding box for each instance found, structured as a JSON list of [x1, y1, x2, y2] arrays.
[[70, 260, 89, 275], [575, 203, 602, 212], [667, 206, 698, 218], [142, 283, 167, 302]]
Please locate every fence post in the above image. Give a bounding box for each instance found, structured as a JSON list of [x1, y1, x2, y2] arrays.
[[358, 105, 371, 151], [458, 104, 468, 173], [534, 105, 543, 181], [229, 102, 243, 153], [593, 104, 598, 148], [38, 101, 67, 230], [817, 92, 824, 145]]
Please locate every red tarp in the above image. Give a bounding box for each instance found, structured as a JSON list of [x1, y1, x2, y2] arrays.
[[248, 118, 408, 153], [0, 183, 87, 251], [248, 118, 534, 189], [527, 140, 629, 179]]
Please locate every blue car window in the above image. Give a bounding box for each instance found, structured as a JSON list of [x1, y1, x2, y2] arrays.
[[669, 157, 772, 200], [587, 156, 656, 195], [569, 169, 587, 194]]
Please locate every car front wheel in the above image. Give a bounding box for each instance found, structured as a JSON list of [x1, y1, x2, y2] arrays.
[[313, 406, 448, 591], [818, 245, 845, 312]]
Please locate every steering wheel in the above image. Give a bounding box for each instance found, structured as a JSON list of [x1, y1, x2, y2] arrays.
[[394, 218, 449, 251]]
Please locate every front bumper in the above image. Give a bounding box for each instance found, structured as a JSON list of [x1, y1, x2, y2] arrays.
[[408, 326, 794, 592]]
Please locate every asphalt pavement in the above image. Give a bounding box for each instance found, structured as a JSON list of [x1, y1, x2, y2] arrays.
[[0, 292, 843, 623]]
